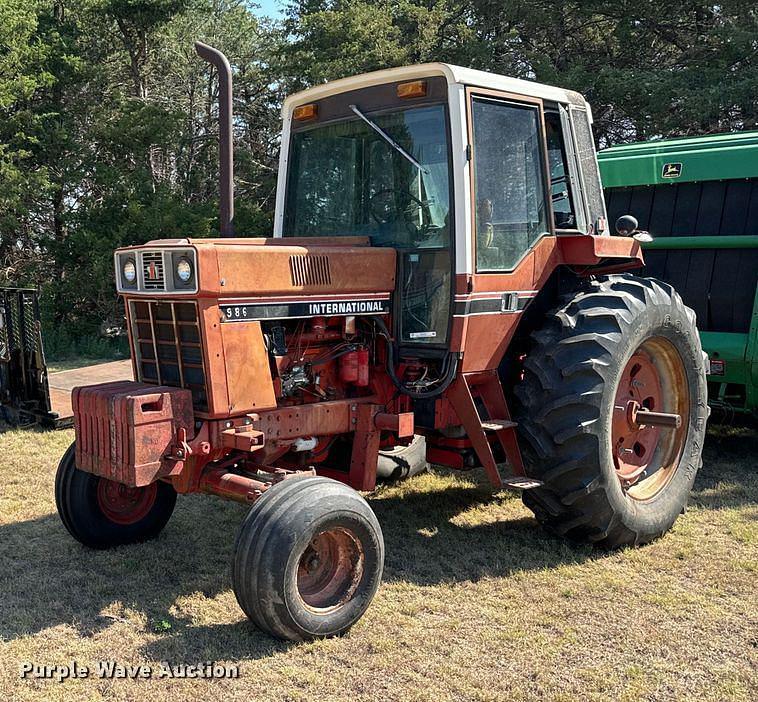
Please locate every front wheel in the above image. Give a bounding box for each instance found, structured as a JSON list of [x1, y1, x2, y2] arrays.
[[232, 476, 384, 641], [514, 274, 708, 548], [55, 443, 177, 549]]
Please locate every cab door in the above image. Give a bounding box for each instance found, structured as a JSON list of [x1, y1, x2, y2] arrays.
[[458, 89, 559, 372]]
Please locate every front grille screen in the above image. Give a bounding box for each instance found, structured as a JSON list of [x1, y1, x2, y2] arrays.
[[142, 252, 166, 291], [130, 300, 208, 411]]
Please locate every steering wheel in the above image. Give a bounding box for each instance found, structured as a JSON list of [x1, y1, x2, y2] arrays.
[[368, 187, 435, 242], [368, 187, 422, 223]]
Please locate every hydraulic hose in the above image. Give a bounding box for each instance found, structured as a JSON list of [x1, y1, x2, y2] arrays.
[[369, 316, 459, 400]]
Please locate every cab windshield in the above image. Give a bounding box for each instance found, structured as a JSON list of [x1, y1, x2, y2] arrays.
[[283, 105, 451, 250]]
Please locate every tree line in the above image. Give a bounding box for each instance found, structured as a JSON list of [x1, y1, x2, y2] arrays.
[[1, 0, 755, 357]]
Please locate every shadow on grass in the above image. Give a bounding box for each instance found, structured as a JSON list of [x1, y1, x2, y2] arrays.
[[1, 425, 753, 661], [373, 484, 597, 585], [0, 477, 591, 658], [693, 425, 758, 509], [0, 495, 253, 647]]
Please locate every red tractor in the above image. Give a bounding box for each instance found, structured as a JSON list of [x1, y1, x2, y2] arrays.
[[56, 43, 708, 641]]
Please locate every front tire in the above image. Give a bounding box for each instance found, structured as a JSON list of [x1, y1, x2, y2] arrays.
[[232, 476, 383, 641], [55, 443, 177, 549], [514, 274, 707, 548]]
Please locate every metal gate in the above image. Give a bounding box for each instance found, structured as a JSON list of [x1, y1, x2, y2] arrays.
[[0, 288, 57, 426]]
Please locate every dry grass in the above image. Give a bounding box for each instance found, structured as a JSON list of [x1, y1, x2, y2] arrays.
[[1, 425, 756, 701]]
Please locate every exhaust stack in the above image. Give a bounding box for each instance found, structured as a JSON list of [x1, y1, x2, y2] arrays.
[[195, 41, 234, 237]]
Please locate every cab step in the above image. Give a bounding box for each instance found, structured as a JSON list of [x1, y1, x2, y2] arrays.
[[501, 476, 543, 490], [481, 419, 518, 431], [447, 371, 526, 489]]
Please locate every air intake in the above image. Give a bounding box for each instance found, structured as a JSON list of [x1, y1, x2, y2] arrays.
[[289, 255, 331, 286]]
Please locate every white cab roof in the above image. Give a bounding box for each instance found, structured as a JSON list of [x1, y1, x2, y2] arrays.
[[282, 62, 589, 113]]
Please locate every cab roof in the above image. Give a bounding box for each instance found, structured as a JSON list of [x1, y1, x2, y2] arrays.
[[282, 62, 589, 115]]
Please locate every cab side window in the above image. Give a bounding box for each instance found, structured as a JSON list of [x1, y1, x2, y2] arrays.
[[569, 106, 608, 234], [472, 97, 550, 272], [545, 111, 578, 229]]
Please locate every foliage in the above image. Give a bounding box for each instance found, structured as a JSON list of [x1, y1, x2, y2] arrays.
[[281, 0, 758, 144], [0, 0, 755, 357], [0, 0, 282, 355]]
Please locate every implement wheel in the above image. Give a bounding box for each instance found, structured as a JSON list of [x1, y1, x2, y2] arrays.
[[514, 274, 708, 548], [55, 443, 177, 549], [232, 476, 383, 641]]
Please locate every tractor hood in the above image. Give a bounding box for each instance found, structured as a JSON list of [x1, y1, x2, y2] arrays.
[[114, 236, 397, 299]]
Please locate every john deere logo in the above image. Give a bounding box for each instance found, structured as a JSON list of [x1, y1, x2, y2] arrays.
[[662, 162, 683, 179]]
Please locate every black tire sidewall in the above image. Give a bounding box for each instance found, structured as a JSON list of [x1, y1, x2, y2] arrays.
[[233, 478, 384, 640], [57, 443, 177, 549], [281, 509, 383, 637], [597, 290, 707, 536], [514, 274, 708, 547]]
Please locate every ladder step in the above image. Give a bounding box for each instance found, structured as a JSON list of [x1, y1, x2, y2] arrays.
[[481, 419, 518, 431], [501, 476, 543, 490]]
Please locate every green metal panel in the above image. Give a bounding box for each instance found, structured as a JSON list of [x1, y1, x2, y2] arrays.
[[641, 235, 758, 250], [746, 284, 758, 413], [598, 130, 758, 187], [599, 130, 758, 416], [700, 332, 748, 385]]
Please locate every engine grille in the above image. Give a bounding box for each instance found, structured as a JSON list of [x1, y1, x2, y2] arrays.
[[142, 251, 166, 291], [289, 254, 331, 286], [129, 300, 208, 411]]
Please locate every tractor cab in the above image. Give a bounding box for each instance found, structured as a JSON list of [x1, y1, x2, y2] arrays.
[[275, 64, 610, 359]]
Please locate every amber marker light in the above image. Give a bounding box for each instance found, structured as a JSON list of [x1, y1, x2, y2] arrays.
[[293, 103, 318, 121], [397, 80, 427, 99]]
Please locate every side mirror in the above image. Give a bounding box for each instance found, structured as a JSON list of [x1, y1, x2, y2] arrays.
[[615, 215, 638, 236], [615, 214, 653, 243]]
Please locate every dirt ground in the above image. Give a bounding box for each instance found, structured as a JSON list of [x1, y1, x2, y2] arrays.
[[1, 424, 756, 701], [47, 359, 132, 422]]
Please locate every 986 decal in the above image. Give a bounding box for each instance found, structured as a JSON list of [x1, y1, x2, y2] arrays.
[[221, 298, 390, 322], [224, 305, 249, 320]]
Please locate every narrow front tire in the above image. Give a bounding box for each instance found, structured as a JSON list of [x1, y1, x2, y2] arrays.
[[232, 476, 384, 641]]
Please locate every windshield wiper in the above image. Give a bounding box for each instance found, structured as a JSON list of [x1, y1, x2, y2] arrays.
[[349, 104, 427, 173]]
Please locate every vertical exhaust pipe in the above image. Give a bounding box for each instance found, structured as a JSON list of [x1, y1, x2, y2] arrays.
[[195, 41, 234, 237]]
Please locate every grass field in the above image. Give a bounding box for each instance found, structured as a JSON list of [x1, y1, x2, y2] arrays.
[[1, 425, 756, 701]]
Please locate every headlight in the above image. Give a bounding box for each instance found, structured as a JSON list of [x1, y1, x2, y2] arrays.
[[123, 259, 136, 283], [176, 257, 193, 283]]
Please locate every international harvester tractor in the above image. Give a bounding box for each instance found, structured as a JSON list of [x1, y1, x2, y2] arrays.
[[56, 43, 708, 641]]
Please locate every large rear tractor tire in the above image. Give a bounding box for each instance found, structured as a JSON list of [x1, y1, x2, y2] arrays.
[[514, 274, 708, 548], [376, 435, 428, 482], [232, 476, 384, 641], [55, 443, 177, 549]]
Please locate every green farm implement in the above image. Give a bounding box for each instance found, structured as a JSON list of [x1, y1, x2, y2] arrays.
[[599, 131, 758, 418]]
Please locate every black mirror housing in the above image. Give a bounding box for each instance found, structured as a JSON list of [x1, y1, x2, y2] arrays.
[[615, 214, 639, 236]]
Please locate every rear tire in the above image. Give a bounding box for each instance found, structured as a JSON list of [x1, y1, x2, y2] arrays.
[[55, 443, 177, 549], [232, 476, 384, 641], [376, 435, 428, 481], [514, 274, 707, 548]]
